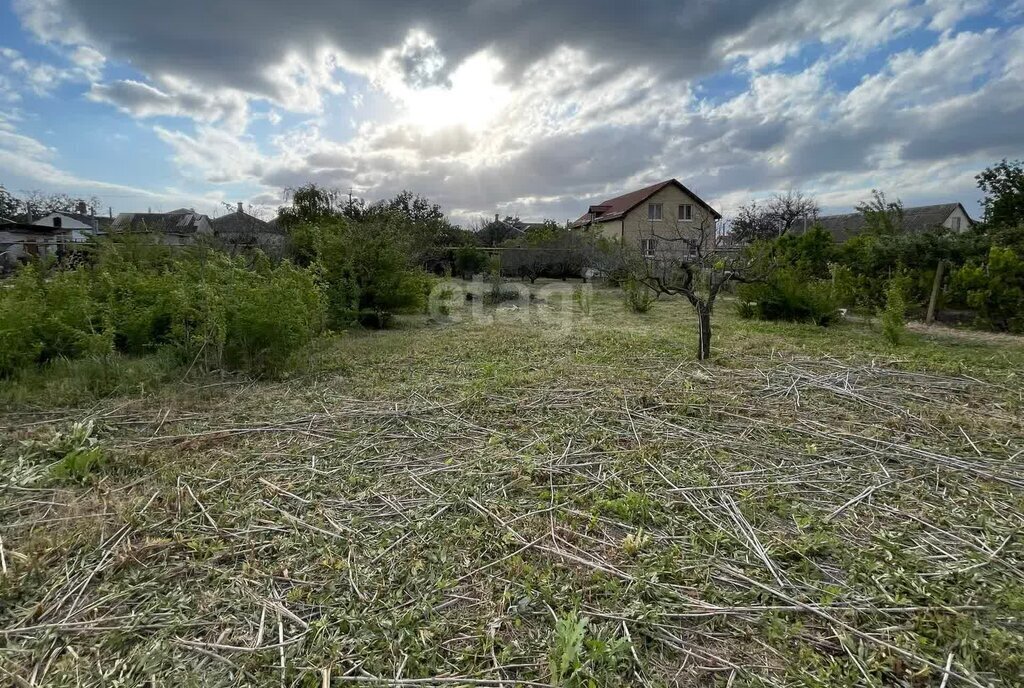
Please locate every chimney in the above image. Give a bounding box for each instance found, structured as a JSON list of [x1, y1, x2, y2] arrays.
[[494, 213, 499, 223], [238, 201, 244, 214], [77, 201, 87, 215], [108, 207, 113, 219]]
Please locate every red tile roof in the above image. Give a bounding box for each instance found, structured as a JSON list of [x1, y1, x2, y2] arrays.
[[571, 178, 721, 228]]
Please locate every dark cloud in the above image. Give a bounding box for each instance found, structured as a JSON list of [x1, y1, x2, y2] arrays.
[[13, 0, 1024, 222], [900, 90, 1024, 162], [22, 0, 820, 101]]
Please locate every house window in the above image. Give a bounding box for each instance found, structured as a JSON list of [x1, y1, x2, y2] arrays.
[[52, 217, 62, 228], [648, 203, 663, 221], [951, 216, 961, 231], [641, 238, 657, 258], [678, 204, 693, 221]]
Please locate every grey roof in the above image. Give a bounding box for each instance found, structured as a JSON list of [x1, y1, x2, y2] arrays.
[[111, 212, 209, 234], [43, 211, 100, 230], [6, 211, 100, 228], [815, 203, 972, 242], [211, 210, 283, 237]]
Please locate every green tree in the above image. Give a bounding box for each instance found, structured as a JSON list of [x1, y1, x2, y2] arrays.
[[524, 220, 564, 247], [856, 189, 904, 235], [951, 246, 1024, 333], [773, 225, 835, 279], [976, 159, 1024, 228]]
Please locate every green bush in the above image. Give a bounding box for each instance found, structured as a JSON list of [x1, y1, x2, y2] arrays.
[[223, 262, 324, 374], [454, 246, 488, 279], [483, 276, 524, 305], [0, 265, 111, 377], [774, 226, 836, 279], [308, 217, 427, 329], [0, 267, 44, 376], [1, 244, 327, 379], [951, 246, 1024, 333], [881, 276, 908, 345], [736, 269, 839, 325], [623, 278, 655, 313]]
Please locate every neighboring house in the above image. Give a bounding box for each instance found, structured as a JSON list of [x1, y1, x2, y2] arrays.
[[31, 210, 102, 244], [815, 203, 974, 243], [0, 219, 72, 268], [110, 208, 213, 246], [211, 202, 286, 255], [477, 214, 545, 246], [571, 179, 722, 259]]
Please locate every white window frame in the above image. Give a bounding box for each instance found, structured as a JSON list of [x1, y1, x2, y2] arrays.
[[641, 238, 657, 258], [678, 204, 693, 222], [648, 203, 663, 221]]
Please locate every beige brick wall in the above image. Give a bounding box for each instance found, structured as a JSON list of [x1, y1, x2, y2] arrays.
[[620, 185, 718, 259]]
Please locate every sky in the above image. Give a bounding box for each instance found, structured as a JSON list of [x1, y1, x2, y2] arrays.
[[1, 0, 1023, 225]]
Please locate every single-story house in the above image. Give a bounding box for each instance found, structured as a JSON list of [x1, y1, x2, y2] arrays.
[[815, 203, 975, 243], [109, 208, 213, 246], [0, 220, 73, 268], [571, 179, 722, 259], [211, 202, 286, 255], [1, 203, 109, 267]]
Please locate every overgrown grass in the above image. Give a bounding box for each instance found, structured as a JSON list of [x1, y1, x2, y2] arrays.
[[1, 285, 1022, 686]]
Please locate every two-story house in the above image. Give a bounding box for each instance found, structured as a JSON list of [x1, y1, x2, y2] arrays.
[[570, 179, 722, 259]]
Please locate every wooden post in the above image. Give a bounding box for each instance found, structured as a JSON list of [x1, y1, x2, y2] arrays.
[[926, 260, 945, 325]]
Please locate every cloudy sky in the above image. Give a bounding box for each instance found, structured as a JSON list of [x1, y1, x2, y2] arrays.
[[1, 0, 1022, 224]]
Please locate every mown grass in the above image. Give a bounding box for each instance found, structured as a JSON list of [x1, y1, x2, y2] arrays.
[[1, 282, 1022, 686]]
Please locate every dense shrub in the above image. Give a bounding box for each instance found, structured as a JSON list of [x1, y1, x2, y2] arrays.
[[951, 246, 1024, 333], [623, 278, 655, 313], [881, 276, 909, 345], [34, 269, 111, 362], [736, 269, 839, 326], [313, 217, 428, 328], [773, 227, 835, 279], [454, 246, 489, 279], [222, 262, 324, 374], [0, 266, 111, 377], [0, 268, 45, 376], [0, 245, 326, 378], [483, 276, 524, 305]]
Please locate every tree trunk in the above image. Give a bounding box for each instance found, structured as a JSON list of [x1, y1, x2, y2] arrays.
[[696, 303, 712, 360]]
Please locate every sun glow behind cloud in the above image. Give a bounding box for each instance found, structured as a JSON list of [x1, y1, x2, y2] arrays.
[[3, 0, 1023, 220], [374, 30, 512, 133]]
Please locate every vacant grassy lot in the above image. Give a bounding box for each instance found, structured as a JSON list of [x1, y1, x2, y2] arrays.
[[2, 283, 1023, 687]]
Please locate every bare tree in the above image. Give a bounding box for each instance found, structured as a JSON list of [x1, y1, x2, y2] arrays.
[[616, 208, 758, 360], [770, 190, 820, 235], [20, 190, 102, 216], [731, 191, 819, 242]]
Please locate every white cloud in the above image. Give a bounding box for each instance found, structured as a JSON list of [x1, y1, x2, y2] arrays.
[[89, 77, 250, 132], [0, 47, 74, 98], [154, 125, 265, 183]]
